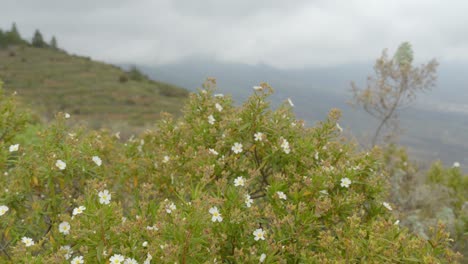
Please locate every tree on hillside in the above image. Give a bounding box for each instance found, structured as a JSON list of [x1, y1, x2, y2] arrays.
[[9, 23, 21, 40], [32, 29, 46, 48], [4, 22, 25, 46], [351, 42, 438, 147], [50, 36, 58, 49], [0, 29, 5, 47]]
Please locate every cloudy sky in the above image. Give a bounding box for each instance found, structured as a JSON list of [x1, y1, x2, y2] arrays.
[[1, 0, 467, 68]]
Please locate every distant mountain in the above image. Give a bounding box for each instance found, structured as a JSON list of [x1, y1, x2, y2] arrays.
[[141, 57, 468, 107], [0, 45, 188, 134], [139, 58, 468, 170]]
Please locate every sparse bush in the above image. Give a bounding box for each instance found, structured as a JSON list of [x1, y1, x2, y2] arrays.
[[159, 85, 189, 98], [0, 80, 461, 262], [351, 42, 438, 146], [118, 74, 128, 83], [128, 66, 147, 82], [384, 145, 467, 259]]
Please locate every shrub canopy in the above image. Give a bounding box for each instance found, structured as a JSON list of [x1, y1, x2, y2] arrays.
[[0, 80, 461, 263]]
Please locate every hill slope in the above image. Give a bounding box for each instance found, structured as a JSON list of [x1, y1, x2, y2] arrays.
[[0, 45, 188, 132]]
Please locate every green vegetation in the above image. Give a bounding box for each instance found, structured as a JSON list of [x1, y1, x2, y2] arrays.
[[0, 24, 189, 135], [383, 145, 467, 259], [0, 25, 465, 262], [354, 43, 467, 260], [0, 23, 28, 48], [49, 36, 58, 50], [1, 47, 189, 132], [0, 81, 461, 262], [31, 29, 46, 48]]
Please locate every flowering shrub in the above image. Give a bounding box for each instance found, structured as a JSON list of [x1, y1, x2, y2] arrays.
[[0, 81, 31, 170], [0, 80, 461, 262]]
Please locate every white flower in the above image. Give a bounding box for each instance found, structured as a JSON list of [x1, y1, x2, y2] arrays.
[[231, 142, 243, 154], [64, 113, 71, 119], [56, 160, 67, 170], [98, 190, 112, 205], [245, 194, 253, 208], [234, 176, 245, 187], [21, 236, 34, 247], [208, 115, 216, 125], [9, 144, 19, 152], [110, 254, 125, 264], [253, 228, 266, 241], [394, 220, 400, 225], [143, 253, 153, 264], [209, 206, 223, 222], [162, 156, 170, 163], [70, 256, 84, 264], [453, 162, 460, 168], [319, 190, 329, 196], [59, 221, 71, 235], [253, 85, 263, 91], [254, 132, 264, 142], [340, 177, 352, 188], [208, 148, 219, 155], [60, 245, 73, 260], [146, 225, 159, 231], [215, 103, 223, 112], [142, 241, 148, 247], [314, 152, 319, 160], [280, 138, 290, 154], [0, 205, 9, 216], [124, 258, 138, 264], [92, 156, 102, 166], [276, 191, 287, 200], [259, 253, 267, 263], [73, 205, 86, 216], [287, 98, 294, 107], [336, 123, 343, 132], [214, 93, 224, 98], [165, 202, 176, 214], [382, 202, 393, 211]]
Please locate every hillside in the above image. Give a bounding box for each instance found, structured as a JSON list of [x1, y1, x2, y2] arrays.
[[0, 45, 188, 133]]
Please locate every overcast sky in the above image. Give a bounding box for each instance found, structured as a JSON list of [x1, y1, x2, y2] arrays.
[[1, 0, 467, 68]]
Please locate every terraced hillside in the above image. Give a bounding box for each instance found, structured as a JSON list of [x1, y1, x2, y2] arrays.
[[0, 45, 188, 132]]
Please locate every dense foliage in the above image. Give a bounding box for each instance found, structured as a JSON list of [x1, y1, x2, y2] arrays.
[[0, 80, 461, 263]]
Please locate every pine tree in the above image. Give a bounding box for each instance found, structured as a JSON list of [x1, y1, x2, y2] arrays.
[[32, 29, 46, 48], [50, 36, 58, 50], [0, 29, 5, 48], [5, 22, 25, 45]]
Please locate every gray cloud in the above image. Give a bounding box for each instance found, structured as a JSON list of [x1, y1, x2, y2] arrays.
[[1, 0, 467, 68]]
